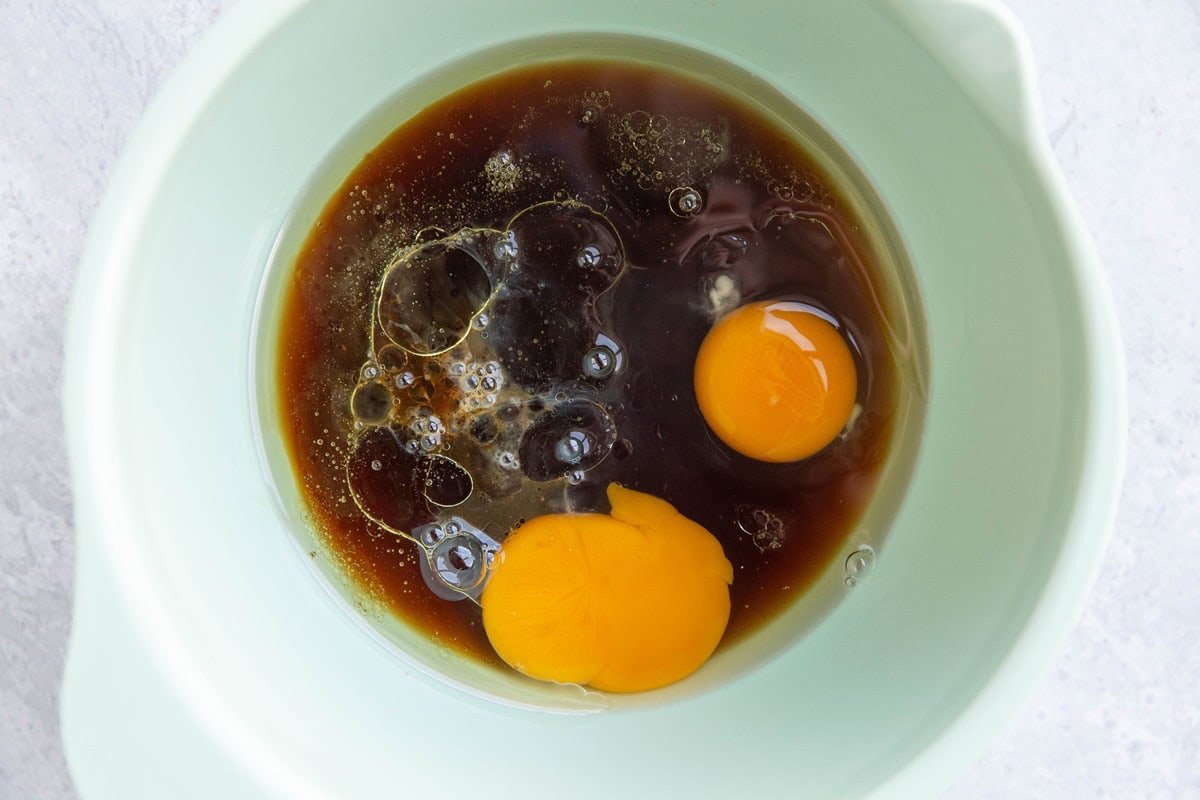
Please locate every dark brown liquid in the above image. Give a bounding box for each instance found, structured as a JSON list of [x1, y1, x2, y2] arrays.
[[277, 59, 899, 666]]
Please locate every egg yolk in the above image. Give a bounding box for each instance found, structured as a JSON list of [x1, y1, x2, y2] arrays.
[[480, 484, 732, 693], [693, 301, 857, 462]]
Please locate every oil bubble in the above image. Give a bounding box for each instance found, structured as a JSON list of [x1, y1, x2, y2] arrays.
[[421, 455, 473, 507], [376, 344, 408, 372], [418, 524, 443, 547], [519, 399, 616, 481], [376, 230, 500, 355], [576, 245, 602, 269], [351, 380, 392, 424], [582, 345, 615, 379], [416, 518, 502, 601], [492, 230, 518, 262], [470, 414, 498, 444], [668, 186, 704, 218], [345, 426, 429, 535], [554, 430, 593, 465]]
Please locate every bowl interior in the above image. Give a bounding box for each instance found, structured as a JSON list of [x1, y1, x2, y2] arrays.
[[251, 32, 931, 713], [63, 0, 1121, 796]]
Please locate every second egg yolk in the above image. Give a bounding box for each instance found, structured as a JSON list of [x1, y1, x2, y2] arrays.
[[694, 301, 858, 463], [480, 484, 732, 693]]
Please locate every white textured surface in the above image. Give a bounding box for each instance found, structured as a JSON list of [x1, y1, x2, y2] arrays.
[[0, 0, 1195, 797]]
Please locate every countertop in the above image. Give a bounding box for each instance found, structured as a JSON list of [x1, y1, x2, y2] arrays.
[[1, 1, 1197, 797]]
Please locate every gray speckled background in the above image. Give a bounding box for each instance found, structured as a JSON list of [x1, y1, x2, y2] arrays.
[[1, 1, 1196, 797]]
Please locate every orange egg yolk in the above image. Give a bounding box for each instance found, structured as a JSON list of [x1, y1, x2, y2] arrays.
[[480, 484, 732, 693], [693, 300, 857, 462]]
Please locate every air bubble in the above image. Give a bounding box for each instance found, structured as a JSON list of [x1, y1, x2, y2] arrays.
[[485, 149, 521, 193], [565, 468, 585, 485], [473, 313, 489, 330], [497, 451, 520, 470], [844, 545, 876, 587], [481, 375, 498, 392], [582, 345, 615, 379], [668, 186, 704, 217], [576, 245, 602, 269], [736, 505, 786, 553], [554, 430, 594, 465], [419, 525, 443, 546], [450, 361, 467, 376], [462, 373, 480, 391], [370, 460, 383, 471], [492, 230, 518, 262], [360, 363, 379, 381], [396, 371, 416, 388]]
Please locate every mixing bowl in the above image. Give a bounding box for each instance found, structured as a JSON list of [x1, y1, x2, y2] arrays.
[[61, 0, 1125, 797]]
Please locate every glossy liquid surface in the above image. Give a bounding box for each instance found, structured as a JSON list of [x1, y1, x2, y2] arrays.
[[277, 59, 907, 665]]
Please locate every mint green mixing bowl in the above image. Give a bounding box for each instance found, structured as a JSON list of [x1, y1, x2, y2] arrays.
[[61, 0, 1124, 797]]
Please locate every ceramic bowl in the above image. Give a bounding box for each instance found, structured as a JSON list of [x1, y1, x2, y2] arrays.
[[61, 0, 1125, 797]]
